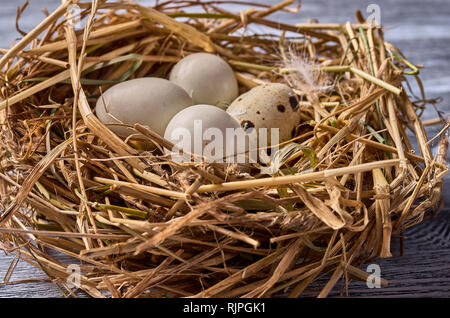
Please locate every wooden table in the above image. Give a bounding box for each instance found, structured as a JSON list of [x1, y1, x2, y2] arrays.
[[0, 0, 449, 297]]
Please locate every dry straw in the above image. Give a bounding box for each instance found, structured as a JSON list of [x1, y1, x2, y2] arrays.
[[0, 0, 448, 298]]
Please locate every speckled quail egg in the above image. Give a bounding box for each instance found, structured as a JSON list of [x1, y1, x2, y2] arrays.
[[226, 83, 301, 145], [169, 53, 239, 108], [95, 77, 193, 138], [164, 104, 246, 163]]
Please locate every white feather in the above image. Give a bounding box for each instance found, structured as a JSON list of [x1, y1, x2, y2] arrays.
[[282, 47, 331, 94]]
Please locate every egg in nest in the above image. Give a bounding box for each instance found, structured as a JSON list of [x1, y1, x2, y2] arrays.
[[226, 83, 301, 145]]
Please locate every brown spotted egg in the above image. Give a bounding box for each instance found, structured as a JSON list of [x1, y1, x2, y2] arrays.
[[226, 83, 301, 145]]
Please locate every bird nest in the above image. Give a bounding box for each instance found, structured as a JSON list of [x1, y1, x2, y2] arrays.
[[0, 0, 448, 298]]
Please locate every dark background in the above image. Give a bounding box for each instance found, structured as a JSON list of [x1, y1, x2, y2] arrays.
[[0, 0, 449, 297]]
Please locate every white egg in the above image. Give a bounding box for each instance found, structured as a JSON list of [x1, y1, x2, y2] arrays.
[[169, 53, 239, 108], [164, 104, 246, 163], [95, 77, 193, 138], [227, 83, 301, 145]]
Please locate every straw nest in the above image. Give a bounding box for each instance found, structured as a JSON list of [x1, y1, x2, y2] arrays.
[[0, 0, 448, 298]]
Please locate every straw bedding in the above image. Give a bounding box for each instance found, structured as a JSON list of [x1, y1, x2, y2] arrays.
[[0, 0, 448, 298]]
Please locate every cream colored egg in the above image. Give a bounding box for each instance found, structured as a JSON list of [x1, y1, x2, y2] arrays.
[[226, 83, 301, 145], [169, 53, 239, 108], [164, 104, 246, 163], [95, 77, 193, 138]]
